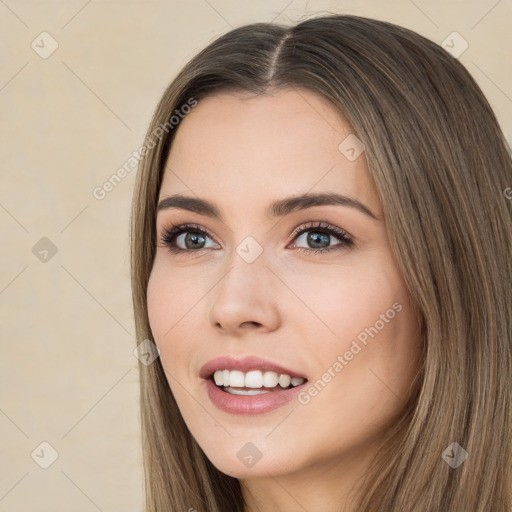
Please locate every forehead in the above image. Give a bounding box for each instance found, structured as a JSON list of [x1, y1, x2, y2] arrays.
[[160, 88, 379, 216]]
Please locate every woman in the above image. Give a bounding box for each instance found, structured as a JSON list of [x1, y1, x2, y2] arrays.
[[130, 13, 512, 512]]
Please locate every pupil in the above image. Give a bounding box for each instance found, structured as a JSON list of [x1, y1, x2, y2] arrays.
[[185, 232, 205, 249], [308, 231, 329, 248]]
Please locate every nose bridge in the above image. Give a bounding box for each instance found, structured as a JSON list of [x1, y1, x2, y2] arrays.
[[220, 238, 270, 296], [208, 240, 280, 332]]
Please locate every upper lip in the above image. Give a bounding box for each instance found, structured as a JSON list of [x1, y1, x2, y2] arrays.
[[200, 356, 308, 380]]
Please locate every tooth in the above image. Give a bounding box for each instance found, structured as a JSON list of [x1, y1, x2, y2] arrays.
[[226, 388, 270, 395], [213, 370, 224, 386], [212, 369, 304, 389], [278, 374, 291, 388], [229, 370, 245, 388], [262, 371, 279, 387], [245, 370, 263, 388]]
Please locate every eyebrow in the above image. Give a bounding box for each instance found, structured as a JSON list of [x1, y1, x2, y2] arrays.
[[157, 192, 380, 221]]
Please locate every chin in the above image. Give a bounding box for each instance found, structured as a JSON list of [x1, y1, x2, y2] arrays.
[[198, 440, 303, 479]]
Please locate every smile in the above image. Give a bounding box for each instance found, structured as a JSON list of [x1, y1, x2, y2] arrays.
[[200, 355, 309, 414], [213, 369, 306, 395]]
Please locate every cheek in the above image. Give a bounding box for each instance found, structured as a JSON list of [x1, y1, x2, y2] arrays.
[[298, 255, 420, 397], [146, 260, 214, 381], [146, 260, 202, 341], [334, 262, 418, 374], [291, 259, 405, 347], [146, 267, 171, 341], [146, 264, 191, 373], [292, 269, 419, 451]]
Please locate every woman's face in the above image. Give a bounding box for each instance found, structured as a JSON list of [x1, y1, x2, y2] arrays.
[[147, 88, 422, 482]]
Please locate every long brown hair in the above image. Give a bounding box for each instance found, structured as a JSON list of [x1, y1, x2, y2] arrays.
[[130, 13, 512, 511]]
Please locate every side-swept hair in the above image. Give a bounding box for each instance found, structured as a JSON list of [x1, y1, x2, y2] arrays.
[[130, 13, 512, 511]]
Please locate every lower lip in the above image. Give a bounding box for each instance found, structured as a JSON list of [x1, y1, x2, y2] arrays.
[[203, 378, 307, 415]]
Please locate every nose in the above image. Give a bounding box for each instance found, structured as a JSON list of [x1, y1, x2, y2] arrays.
[[208, 253, 281, 336]]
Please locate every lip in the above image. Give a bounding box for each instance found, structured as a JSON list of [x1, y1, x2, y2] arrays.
[[203, 378, 308, 415], [199, 355, 307, 380], [199, 355, 308, 415]]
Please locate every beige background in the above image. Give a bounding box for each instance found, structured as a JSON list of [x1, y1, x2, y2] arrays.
[[0, 1, 510, 511]]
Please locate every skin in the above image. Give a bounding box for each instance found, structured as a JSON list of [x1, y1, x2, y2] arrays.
[[147, 88, 423, 512]]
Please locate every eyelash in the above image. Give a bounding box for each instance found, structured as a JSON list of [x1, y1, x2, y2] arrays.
[[159, 221, 354, 255]]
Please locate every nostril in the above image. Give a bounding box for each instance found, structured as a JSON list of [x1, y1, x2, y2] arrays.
[[242, 321, 261, 328]]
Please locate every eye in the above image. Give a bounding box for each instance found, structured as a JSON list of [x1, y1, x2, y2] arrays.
[[159, 223, 219, 254], [158, 220, 354, 255], [288, 221, 354, 254]]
